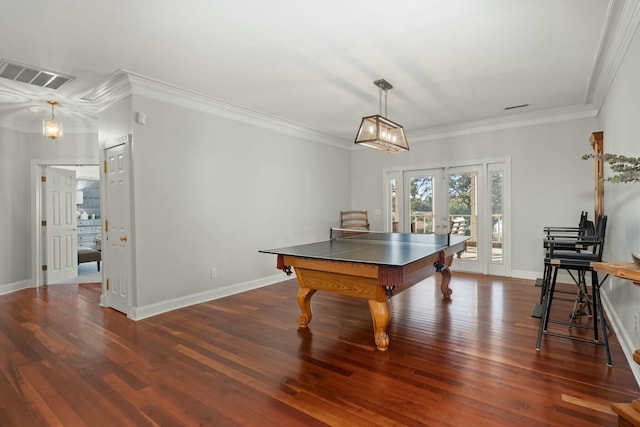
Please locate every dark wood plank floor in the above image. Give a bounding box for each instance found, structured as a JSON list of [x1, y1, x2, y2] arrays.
[[0, 273, 638, 426]]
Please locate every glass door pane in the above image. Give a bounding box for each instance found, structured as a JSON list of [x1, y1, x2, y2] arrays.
[[491, 169, 504, 264], [405, 170, 444, 234], [410, 175, 433, 233], [385, 172, 403, 233], [447, 171, 478, 261], [391, 177, 399, 232]]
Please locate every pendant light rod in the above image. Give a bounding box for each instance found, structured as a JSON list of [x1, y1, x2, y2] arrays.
[[374, 79, 392, 117], [47, 100, 58, 120]]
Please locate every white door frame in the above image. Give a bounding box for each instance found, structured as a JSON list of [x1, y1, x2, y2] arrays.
[[487, 162, 511, 277], [30, 158, 99, 288]]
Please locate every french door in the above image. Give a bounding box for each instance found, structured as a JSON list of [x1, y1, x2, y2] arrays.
[[385, 162, 508, 275]]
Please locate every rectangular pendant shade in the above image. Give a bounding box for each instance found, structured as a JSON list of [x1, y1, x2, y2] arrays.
[[355, 114, 409, 152]]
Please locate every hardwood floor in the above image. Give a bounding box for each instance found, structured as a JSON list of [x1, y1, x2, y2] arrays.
[[0, 273, 638, 426]]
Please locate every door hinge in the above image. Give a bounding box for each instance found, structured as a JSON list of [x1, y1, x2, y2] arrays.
[[42, 265, 47, 271], [106, 278, 109, 291], [103, 160, 107, 173], [105, 220, 108, 232], [41, 220, 47, 227], [41, 176, 46, 182]]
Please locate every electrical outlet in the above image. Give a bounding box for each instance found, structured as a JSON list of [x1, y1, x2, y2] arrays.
[[211, 268, 218, 279]]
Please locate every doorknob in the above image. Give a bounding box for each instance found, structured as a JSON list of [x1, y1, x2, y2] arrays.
[[120, 235, 128, 242]]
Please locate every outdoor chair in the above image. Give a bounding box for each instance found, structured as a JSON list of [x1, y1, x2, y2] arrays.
[[340, 210, 370, 230]]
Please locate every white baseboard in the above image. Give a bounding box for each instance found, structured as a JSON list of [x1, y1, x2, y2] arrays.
[[511, 269, 582, 285], [129, 273, 286, 321], [601, 291, 640, 386], [510, 270, 539, 281], [0, 279, 31, 296]]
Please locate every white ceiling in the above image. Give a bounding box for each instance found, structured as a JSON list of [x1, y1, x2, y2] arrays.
[[0, 0, 636, 146]]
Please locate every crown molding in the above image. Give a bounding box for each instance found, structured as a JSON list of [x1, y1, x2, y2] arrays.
[[0, 116, 25, 132], [126, 72, 349, 148], [0, 115, 96, 134], [82, 70, 134, 113], [23, 123, 97, 135], [82, 69, 602, 147], [84, 70, 351, 150], [585, 0, 640, 108], [406, 0, 640, 145], [406, 104, 599, 143]]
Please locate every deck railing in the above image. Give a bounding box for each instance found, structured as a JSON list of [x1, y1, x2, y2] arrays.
[[408, 212, 503, 243]]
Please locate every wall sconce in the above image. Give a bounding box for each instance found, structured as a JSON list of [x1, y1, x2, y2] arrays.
[[43, 100, 63, 139], [355, 79, 409, 152]]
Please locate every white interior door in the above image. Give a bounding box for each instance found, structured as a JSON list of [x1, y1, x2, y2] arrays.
[[45, 167, 78, 283], [104, 140, 132, 315]]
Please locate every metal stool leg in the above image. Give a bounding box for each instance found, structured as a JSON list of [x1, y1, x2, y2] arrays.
[[592, 271, 611, 365], [536, 265, 558, 350], [540, 262, 551, 304]]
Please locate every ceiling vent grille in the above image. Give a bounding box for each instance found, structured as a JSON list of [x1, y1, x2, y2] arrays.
[[504, 103, 530, 111], [0, 59, 74, 90]]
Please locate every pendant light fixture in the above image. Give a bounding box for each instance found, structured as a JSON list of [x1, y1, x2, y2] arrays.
[[354, 79, 408, 152], [43, 100, 63, 139]]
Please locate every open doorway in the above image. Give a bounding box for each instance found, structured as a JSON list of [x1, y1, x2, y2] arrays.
[[73, 175, 102, 284], [31, 162, 101, 287], [55, 166, 101, 284]]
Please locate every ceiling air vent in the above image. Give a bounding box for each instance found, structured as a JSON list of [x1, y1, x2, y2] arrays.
[[504, 103, 530, 111], [0, 59, 74, 90]]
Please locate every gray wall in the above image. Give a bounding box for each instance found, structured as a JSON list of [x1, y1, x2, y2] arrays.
[[98, 90, 351, 310], [0, 126, 29, 287], [598, 25, 640, 381]]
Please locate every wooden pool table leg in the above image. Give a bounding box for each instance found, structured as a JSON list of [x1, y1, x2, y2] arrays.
[[439, 253, 454, 298], [439, 267, 453, 297], [368, 299, 391, 351], [296, 288, 316, 327]]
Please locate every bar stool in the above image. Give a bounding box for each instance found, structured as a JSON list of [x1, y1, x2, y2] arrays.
[[535, 215, 611, 365], [532, 211, 590, 318]]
